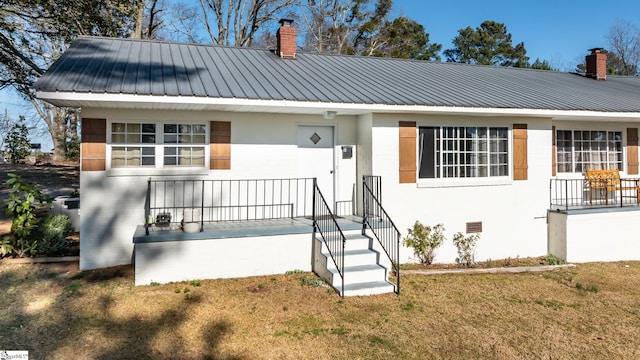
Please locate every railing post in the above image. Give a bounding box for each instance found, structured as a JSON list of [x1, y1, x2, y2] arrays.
[[565, 178, 569, 211], [145, 177, 151, 235], [201, 180, 205, 232], [312, 178, 317, 234], [341, 238, 345, 298], [396, 228, 401, 295], [361, 177, 367, 235]]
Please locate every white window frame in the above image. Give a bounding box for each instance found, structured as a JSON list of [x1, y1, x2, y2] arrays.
[[556, 129, 623, 174], [418, 125, 510, 181], [107, 120, 209, 170], [162, 123, 207, 167], [110, 122, 157, 168]]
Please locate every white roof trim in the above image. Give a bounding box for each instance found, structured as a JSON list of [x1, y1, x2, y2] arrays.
[[36, 91, 640, 121]]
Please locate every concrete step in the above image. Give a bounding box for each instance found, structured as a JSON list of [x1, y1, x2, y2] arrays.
[[315, 233, 371, 250], [320, 248, 379, 268], [325, 264, 386, 287], [344, 248, 379, 267], [342, 280, 396, 297], [312, 232, 395, 297]]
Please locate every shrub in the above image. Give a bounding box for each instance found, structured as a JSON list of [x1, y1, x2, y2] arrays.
[[542, 254, 566, 265], [402, 222, 445, 265], [2, 174, 53, 257], [33, 214, 73, 255], [452, 232, 480, 267]]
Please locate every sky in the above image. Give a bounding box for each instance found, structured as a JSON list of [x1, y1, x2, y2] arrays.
[[2, 0, 640, 152], [392, 0, 640, 71]]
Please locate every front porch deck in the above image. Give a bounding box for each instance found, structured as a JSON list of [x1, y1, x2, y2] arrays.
[[132, 216, 364, 286], [133, 216, 364, 243]]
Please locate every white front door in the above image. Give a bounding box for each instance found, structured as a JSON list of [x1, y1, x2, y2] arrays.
[[297, 125, 335, 209]]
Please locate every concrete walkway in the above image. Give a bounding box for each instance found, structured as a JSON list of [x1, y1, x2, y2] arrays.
[[402, 263, 576, 276]]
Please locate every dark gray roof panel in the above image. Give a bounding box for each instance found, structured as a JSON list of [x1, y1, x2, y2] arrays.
[[35, 36, 640, 112]]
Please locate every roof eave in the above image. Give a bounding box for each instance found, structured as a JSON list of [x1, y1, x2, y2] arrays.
[[35, 91, 640, 121]]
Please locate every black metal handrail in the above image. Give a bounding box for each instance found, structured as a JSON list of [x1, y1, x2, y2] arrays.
[[144, 177, 315, 235], [362, 175, 400, 294], [549, 178, 640, 211], [312, 178, 346, 297]]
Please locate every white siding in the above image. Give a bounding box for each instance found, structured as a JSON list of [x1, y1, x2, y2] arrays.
[[78, 108, 358, 270], [135, 233, 312, 285], [548, 209, 640, 262], [369, 114, 551, 264]]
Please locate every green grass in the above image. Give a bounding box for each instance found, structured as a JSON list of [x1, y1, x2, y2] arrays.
[[1, 262, 639, 359]]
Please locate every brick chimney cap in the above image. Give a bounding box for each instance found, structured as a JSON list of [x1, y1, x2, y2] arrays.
[[279, 19, 294, 26], [588, 48, 604, 54]]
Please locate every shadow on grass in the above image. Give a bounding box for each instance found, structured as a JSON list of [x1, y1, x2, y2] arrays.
[[0, 265, 244, 359]]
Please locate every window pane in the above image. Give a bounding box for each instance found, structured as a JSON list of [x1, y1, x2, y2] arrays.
[[179, 124, 191, 133], [142, 124, 155, 133], [179, 135, 192, 144], [164, 134, 177, 143], [192, 157, 205, 166], [142, 147, 155, 155], [112, 134, 126, 143], [127, 123, 141, 132], [112, 147, 125, 156], [193, 125, 206, 134], [111, 158, 125, 166], [164, 156, 176, 166], [418, 127, 436, 179], [193, 135, 206, 144], [126, 134, 140, 143], [164, 124, 177, 133], [142, 135, 155, 143], [164, 147, 176, 156], [141, 157, 155, 166], [112, 123, 126, 132]]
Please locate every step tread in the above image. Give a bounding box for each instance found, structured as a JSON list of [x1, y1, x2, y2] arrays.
[[344, 233, 369, 240], [342, 280, 395, 290], [344, 248, 377, 256], [344, 263, 385, 272], [320, 248, 376, 260]]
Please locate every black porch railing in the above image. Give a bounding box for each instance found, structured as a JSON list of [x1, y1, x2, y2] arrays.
[[312, 178, 346, 297], [362, 175, 400, 294], [549, 178, 640, 211], [145, 177, 315, 235]]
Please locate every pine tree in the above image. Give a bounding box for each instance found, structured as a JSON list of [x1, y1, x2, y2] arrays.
[[5, 117, 31, 164]]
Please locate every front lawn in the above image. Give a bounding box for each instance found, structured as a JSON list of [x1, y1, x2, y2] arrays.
[[1, 262, 639, 359]]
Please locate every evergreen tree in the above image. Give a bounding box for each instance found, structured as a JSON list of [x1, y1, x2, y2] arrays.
[[364, 16, 441, 60], [444, 20, 528, 67], [5, 117, 31, 164]]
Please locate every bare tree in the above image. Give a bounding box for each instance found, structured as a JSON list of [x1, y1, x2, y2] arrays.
[[607, 19, 640, 76], [132, 0, 166, 40], [198, 0, 296, 47], [164, 3, 206, 43], [0, 0, 139, 161], [298, 0, 391, 55]]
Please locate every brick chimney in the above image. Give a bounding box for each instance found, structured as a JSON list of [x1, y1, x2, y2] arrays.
[[586, 48, 607, 80], [276, 19, 296, 59]]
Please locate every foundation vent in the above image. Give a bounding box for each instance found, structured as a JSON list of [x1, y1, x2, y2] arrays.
[[466, 221, 482, 233]]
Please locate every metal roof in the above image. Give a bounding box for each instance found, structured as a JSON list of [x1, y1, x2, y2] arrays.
[[35, 36, 640, 113]]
